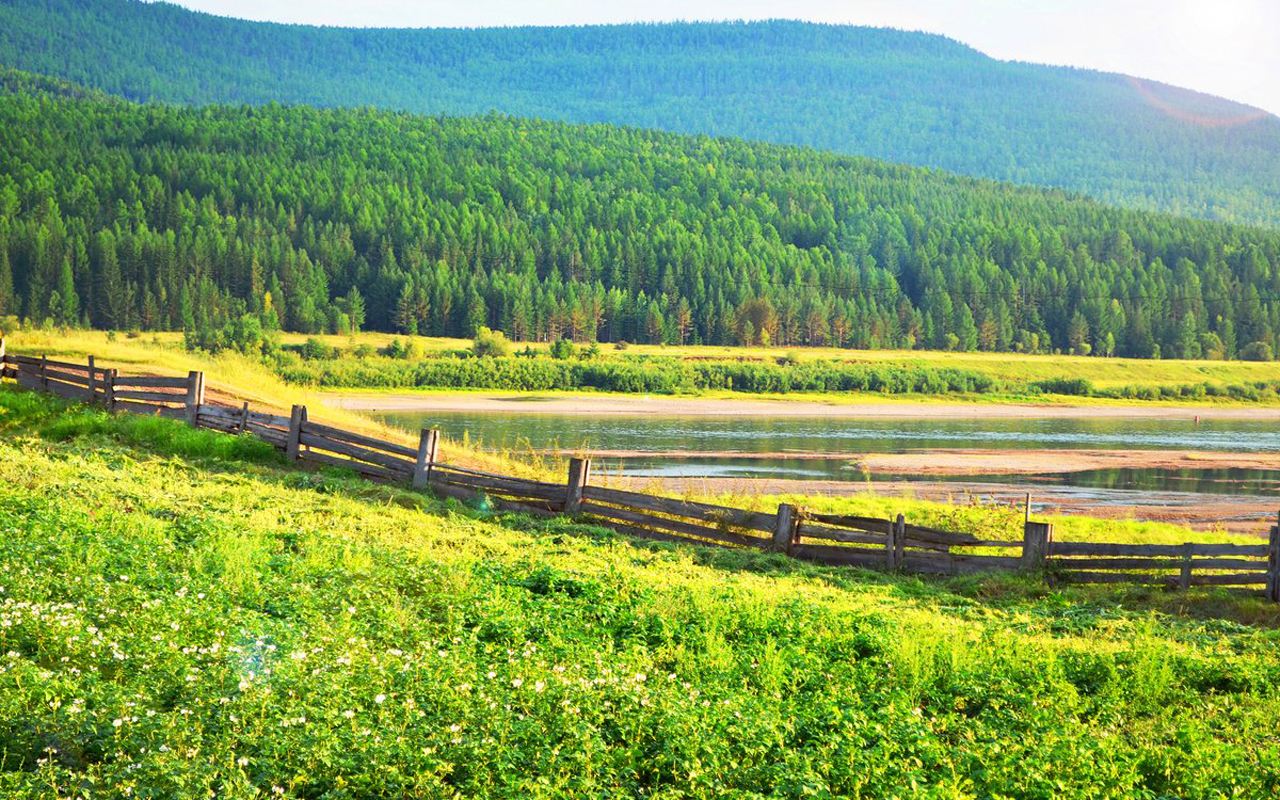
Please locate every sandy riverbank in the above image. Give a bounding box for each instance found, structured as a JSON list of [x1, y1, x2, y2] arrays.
[[604, 476, 1277, 535], [543, 447, 1280, 476], [328, 391, 1280, 420]]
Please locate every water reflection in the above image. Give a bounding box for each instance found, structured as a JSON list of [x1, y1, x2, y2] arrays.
[[371, 410, 1280, 498]]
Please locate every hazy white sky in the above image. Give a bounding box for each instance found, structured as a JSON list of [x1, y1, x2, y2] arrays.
[[165, 0, 1280, 115]]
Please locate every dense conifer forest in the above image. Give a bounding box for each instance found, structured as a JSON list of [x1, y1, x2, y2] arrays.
[[2, 0, 1279, 226], [1, 69, 1278, 359]]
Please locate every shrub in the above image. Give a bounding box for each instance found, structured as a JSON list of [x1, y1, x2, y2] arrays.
[[381, 338, 421, 359], [299, 337, 339, 360], [549, 338, 576, 360], [1029, 377, 1095, 396], [1239, 341, 1275, 362], [472, 327, 512, 358]]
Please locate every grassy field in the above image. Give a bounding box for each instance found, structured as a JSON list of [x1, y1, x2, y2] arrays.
[[275, 332, 1280, 392], [6, 329, 1280, 406], [3, 385, 1280, 796], [0, 329, 555, 478]]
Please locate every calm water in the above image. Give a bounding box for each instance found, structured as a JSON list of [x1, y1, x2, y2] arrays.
[[371, 411, 1280, 498]]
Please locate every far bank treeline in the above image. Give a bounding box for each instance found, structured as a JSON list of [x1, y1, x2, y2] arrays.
[[1, 70, 1279, 361]]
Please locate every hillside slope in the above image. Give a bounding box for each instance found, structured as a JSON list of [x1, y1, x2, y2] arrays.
[[2, 71, 1279, 359], [1, 0, 1279, 226], [2, 386, 1280, 796]]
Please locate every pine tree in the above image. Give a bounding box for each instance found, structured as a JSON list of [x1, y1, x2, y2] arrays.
[[0, 240, 13, 317], [55, 256, 79, 326]]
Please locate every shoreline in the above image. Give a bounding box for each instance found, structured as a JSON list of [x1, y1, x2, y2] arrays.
[[549, 447, 1280, 476], [327, 390, 1280, 420], [603, 476, 1277, 535]]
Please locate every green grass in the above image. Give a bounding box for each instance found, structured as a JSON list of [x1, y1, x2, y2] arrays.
[[273, 332, 1280, 404], [4, 386, 1280, 796]]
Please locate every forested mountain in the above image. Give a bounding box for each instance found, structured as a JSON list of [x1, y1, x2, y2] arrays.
[[2, 1, 1279, 227], [2, 71, 1278, 360]]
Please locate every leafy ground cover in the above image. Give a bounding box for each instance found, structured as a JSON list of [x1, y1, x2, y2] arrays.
[[2, 385, 1280, 797]]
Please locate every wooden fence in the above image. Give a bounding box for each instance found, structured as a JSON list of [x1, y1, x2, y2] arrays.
[[3, 338, 1278, 600]]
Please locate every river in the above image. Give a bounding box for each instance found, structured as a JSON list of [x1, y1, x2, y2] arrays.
[[368, 410, 1280, 499]]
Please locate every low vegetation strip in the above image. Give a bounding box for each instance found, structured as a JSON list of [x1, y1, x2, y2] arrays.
[[5, 338, 1280, 602], [276, 344, 1280, 402], [6, 374, 1280, 795]]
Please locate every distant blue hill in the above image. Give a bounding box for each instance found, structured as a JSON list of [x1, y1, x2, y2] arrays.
[[1, 0, 1279, 225]]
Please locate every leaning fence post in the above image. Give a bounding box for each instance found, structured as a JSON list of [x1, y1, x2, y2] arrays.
[[238, 401, 250, 433], [87, 356, 97, 402], [286, 404, 306, 461], [771, 503, 798, 554], [413, 429, 440, 490], [1021, 520, 1054, 570], [564, 457, 590, 513], [106, 368, 117, 412], [185, 371, 205, 427], [1267, 513, 1280, 603]]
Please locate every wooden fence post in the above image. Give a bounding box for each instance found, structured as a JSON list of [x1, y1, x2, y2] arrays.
[[413, 429, 440, 490], [1021, 521, 1054, 570], [885, 515, 897, 569], [185, 371, 205, 427], [1267, 513, 1280, 603], [87, 356, 97, 403], [286, 405, 306, 461], [0, 337, 6, 369], [894, 514, 906, 568], [564, 457, 590, 513], [40, 355, 48, 391], [771, 503, 798, 554], [106, 368, 117, 412], [1178, 542, 1194, 591], [238, 401, 250, 433]]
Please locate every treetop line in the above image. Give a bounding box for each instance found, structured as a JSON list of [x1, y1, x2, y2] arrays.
[[1, 74, 1278, 360]]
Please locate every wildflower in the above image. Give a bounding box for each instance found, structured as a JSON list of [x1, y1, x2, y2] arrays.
[[237, 757, 249, 767], [342, 709, 355, 719], [112, 719, 124, 728], [374, 694, 386, 704], [511, 678, 523, 688], [534, 680, 546, 693]]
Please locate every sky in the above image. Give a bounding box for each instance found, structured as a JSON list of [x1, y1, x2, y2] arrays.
[[164, 0, 1280, 116]]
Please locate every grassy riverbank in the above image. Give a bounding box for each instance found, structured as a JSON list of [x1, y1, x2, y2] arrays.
[[277, 333, 1280, 404], [8, 330, 1280, 407], [3, 384, 1280, 797]]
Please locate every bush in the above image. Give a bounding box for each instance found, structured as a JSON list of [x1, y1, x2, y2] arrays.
[[1239, 341, 1275, 362], [549, 338, 576, 360], [299, 337, 339, 360], [472, 327, 512, 358], [381, 338, 420, 359], [1029, 377, 1095, 396]]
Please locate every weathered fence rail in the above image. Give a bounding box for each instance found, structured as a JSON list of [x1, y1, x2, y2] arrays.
[[3, 338, 1278, 600]]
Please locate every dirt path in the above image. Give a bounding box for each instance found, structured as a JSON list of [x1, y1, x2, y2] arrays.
[[328, 391, 1280, 420]]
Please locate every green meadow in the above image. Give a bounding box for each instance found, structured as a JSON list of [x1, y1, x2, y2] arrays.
[[3, 385, 1280, 797]]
